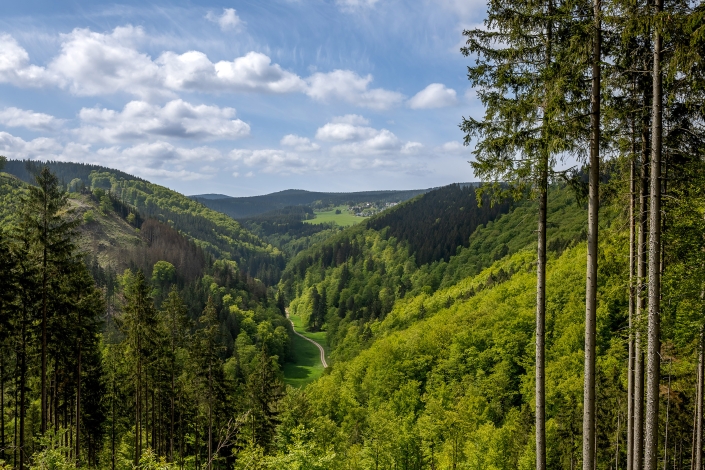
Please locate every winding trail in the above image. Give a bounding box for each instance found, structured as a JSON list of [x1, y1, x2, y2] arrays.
[[286, 308, 328, 369]]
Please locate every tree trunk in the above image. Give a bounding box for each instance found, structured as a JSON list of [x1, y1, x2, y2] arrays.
[[628, 145, 637, 470], [75, 313, 82, 466], [536, 168, 547, 470], [696, 329, 704, 470], [1, 352, 5, 464], [41, 242, 48, 436], [19, 319, 26, 470], [582, 0, 601, 468], [634, 119, 649, 470], [644, 2, 663, 466]]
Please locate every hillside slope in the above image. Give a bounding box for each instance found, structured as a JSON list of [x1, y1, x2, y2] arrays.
[[4, 160, 285, 284]]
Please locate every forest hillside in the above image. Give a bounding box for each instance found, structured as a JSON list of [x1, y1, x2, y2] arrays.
[[3, 161, 285, 284]]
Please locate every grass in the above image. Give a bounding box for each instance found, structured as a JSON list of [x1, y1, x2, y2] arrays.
[[303, 205, 366, 227], [282, 313, 329, 388]]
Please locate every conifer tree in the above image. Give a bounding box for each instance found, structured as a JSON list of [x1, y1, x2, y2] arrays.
[[461, 1, 586, 467], [159, 288, 190, 462], [0, 231, 14, 465], [122, 270, 158, 466], [21, 167, 79, 434]]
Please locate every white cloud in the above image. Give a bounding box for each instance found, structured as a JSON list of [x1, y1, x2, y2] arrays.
[[331, 129, 402, 155], [401, 141, 424, 154], [76, 99, 250, 143], [49, 26, 164, 99], [408, 83, 458, 109], [206, 8, 244, 32], [157, 50, 307, 94], [440, 141, 465, 152], [0, 34, 56, 88], [0, 29, 406, 110], [0, 132, 63, 159], [0, 107, 62, 131], [315, 121, 379, 142], [230, 148, 316, 174], [306, 70, 404, 110], [332, 114, 369, 125], [280, 134, 320, 152]]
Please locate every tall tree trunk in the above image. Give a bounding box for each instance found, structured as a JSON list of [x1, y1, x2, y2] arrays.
[[628, 143, 637, 470], [635, 121, 649, 470], [536, 4, 553, 466], [696, 329, 704, 470], [41, 242, 47, 436], [75, 337, 81, 466], [536, 168, 548, 470], [135, 342, 141, 467], [582, 0, 601, 468], [19, 320, 26, 470], [644, 1, 663, 466], [1, 352, 5, 464]]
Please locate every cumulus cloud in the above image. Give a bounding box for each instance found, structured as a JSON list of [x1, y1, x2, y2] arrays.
[[332, 114, 369, 125], [280, 134, 320, 152], [0, 34, 57, 88], [230, 148, 316, 174], [315, 121, 379, 142], [306, 70, 404, 110], [0, 28, 404, 109], [158, 50, 306, 94], [76, 99, 250, 143], [0, 132, 63, 159], [206, 8, 244, 31], [408, 83, 458, 109], [0, 107, 62, 130], [49, 26, 164, 99]]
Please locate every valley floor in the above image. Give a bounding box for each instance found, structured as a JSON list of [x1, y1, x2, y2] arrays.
[[282, 311, 328, 387]]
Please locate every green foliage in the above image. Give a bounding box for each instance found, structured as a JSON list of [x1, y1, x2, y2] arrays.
[[29, 429, 76, 470], [152, 261, 176, 287], [86, 170, 284, 283], [83, 210, 95, 224]]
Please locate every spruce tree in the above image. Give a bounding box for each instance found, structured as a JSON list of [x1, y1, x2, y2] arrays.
[[21, 166, 79, 434], [461, 1, 586, 467]]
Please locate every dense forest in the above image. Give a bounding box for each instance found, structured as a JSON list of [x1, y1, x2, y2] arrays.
[[1, 0, 704, 463], [0, 164, 292, 470], [238, 206, 342, 258], [193, 188, 429, 219], [3, 162, 286, 285]]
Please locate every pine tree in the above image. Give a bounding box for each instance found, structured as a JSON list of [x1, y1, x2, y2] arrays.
[[159, 288, 190, 462], [121, 270, 158, 465], [461, 1, 586, 467], [21, 167, 79, 434]]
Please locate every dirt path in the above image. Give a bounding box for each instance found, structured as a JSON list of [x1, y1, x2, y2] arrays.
[[286, 308, 328, 369]]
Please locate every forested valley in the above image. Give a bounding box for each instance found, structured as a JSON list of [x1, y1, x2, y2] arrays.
[[1, 0, 705, 465]]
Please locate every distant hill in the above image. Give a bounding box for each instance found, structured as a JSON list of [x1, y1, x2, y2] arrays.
[[191, 188, 432, 219], [190, 193, 231, 200]]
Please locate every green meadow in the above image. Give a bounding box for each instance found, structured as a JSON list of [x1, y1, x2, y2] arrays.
[[282, 313, 328, 387], [303, 206, 366, 227]]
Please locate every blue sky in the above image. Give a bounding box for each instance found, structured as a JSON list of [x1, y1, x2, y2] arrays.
[[0, 0, 487, 196]]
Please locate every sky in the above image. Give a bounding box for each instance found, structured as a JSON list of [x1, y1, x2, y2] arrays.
[[0, 0, 488, 196]]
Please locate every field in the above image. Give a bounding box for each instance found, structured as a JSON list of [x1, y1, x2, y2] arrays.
[[282, 313, 329, 387], [303, 206, 366, 227]]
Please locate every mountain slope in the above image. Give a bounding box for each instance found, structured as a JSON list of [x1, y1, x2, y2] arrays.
[[4, 161, 285, 284]]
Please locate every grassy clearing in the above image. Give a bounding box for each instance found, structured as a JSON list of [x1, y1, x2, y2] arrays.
[[282, 313, 328, 388], [303, 206, 366, 227]]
